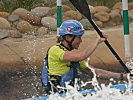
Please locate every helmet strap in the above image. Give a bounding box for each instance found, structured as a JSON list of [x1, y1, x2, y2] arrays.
[[63, 35, 76, 51]]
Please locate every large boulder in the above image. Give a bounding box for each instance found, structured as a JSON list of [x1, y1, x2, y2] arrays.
[[12, 8, 30, 16], [41, 17, 57, 31], [128, 11, 133, 21], [0, 12, 10, 18], [8, 14, 19, 22], [48, 5, 72, 16], [80, 19, 93, 30], [94, 12, 110, 22], [19, 12, 41, 25], [16, 20, 33, 33], [128, 2, 133, 10], [48, 6, 57, 16], [37, 27, 48, 35], [62, 16, 72, 22], [62, 5, 72, 12], [131, 9, 133, 12], [30, 7, 51, 18], [64, 10, 82, 21], [112, 2, 133, 10], [95, 20, 103, 28], [94, 6, 111, 13], [109, 9, 122, 25], [0, 29, 9, 39], [112, 2, 122, 10], [9, 29, 22, 38], [89, 5, 96, 14], [0, 17, 11, 29]]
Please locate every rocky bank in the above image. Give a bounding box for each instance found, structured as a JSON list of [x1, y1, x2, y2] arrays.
[[0, 2, 133, 74]]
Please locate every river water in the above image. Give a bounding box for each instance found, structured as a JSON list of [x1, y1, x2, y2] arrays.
[[0, 68, 94, 100], [0, 59, 133, 100], [0, 25, 133, 99], [0, 70, 43, 100]]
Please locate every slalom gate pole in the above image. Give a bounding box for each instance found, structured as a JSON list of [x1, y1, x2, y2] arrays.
[[122, 0, 131, 57], [57, 0, 62, 36]]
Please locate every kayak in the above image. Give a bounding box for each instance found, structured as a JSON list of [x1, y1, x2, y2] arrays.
[[24, 83, 133, 100]]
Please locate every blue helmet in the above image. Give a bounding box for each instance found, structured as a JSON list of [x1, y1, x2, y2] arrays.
[[59, 20, 84, 36]]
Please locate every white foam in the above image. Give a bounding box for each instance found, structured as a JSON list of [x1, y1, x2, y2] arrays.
[[47, 58, 133, 100]]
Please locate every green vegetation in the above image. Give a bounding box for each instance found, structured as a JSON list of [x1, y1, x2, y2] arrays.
[[0, 0, 133, 12], [0, 0, 45, 12], [87, 0, 133, 8]]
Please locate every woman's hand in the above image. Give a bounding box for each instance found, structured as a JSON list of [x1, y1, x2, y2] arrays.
[[97, 31, 108, 44], [123, 73, 133, 80]]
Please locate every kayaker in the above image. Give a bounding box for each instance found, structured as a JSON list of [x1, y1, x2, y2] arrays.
[[42, 20, 131, 93]]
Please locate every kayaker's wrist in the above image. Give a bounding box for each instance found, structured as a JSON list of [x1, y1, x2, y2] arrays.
[[119, 73, 127, 81], [119, 73, 124, 80]]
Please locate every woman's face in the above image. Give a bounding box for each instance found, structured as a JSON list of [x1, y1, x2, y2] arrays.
[[71, 36, 82, 49]]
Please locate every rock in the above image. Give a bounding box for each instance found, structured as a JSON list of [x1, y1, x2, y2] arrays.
[[0, 3, 132, 39], [95, 21, 103, 28], [48, 6, 57, 15], [62, 5, 72, 12], [8, 14, 19, 22], [0, 17, 11, 29], [30, 7, 51, 18], [64, 10, 82, 21], [128, 2, 133, 10], [41, 17, 57, 31], [80, 19, 93, 30], [19, 12, 41, 25], [62, 16, 72, 22], [128, 11, 133, 21], [12, 8, 30, 16], [52, 13, 57, 19], [0, 12, 10, 18], [49, 31, 56, 34], [94, 12, 110, 22], [94, 6, 111, 13], [109, 10, 122, 25], [103, 20, 116, 27], [0, 29, 9, 39], [112, 2, 122, 10], [89, 5, 96, 14], [112, 2, 133, 10], [37, 27, 48, 35], [16, 20, 33, 33], [9, 30, 22, 38], [48, 5, 72, 16], [131, 9, 133, 12]]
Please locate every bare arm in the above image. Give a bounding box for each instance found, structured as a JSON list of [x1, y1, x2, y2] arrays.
[[83, 67, 127, 80], [63, 38, 100, 62], [94, 68, 121, 79], [63, 33, 108, 62]]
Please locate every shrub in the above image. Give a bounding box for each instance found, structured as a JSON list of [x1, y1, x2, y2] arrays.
[[0, 0, 132, 12]]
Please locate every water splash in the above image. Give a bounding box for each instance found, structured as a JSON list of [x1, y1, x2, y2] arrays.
[[46, 83, 133, 100], [85, 58, 101, 91], [19, 31, 41, 98], [126, 58, 133, 74], [45, 58, 133, 100]]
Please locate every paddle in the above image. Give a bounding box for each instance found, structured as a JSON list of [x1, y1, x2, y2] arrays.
[[69, 0, 130, 73]]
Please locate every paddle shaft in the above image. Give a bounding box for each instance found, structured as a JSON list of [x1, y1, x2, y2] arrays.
[[69, 0, 130, 73], [89, 19, 130, 73]]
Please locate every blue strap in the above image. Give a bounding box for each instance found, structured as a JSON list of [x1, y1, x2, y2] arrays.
[[60, 62, 80, 87], [42, 57, 48, 86]]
